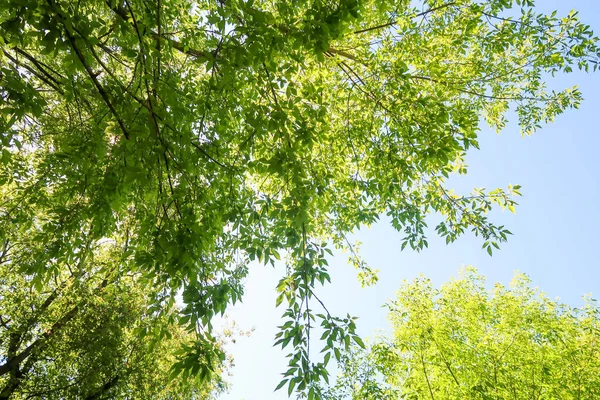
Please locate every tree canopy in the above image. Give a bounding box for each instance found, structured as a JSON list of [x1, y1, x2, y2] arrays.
[[1, 0, 599, 397], [328, 267, 600, 399]]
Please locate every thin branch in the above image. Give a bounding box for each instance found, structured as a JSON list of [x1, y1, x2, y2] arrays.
[[325, 47, 360, 63], [353, 2, 457, 35], [14, 47, 66, 80], [85, 375, 119, 400], [262, 62, 280, 108], [420, 349, 436, 400], [189, 141, 228, 169], [50, 4, 131, 140], [2, 50, 64, 94], [408, 75, 546, 102], [104, 0, 212, 60]]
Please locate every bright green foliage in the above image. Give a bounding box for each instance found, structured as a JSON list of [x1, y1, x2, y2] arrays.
[[328, 268, 600, 399], [0, 243, 228, 399], [0, 0, 598, 397]]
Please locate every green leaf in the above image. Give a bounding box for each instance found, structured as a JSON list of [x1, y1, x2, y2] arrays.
[[288, 379, 296, 396], [353, 335, 366, 349], [275, 379, 288, 391]]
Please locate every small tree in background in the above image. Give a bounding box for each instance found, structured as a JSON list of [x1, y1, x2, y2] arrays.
[[0, 243, 229, 399], [328, 267, 600, 399]]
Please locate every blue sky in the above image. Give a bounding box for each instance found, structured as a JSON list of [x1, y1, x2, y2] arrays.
[[218, 1, 600, 398]]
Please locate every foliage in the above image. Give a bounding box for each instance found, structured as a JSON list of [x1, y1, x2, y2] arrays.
[[327, 267, 600, 400], [0, 0, 598, 397], [0, 241, 228, 399]]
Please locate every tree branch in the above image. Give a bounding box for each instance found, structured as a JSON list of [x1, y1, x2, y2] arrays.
[[0, 306, 78, 377], [2, 50, 64, 94], [104, 0, 212, 60], [14, 47, 65, 80], [353, 2, 457, 35], [85, 375, 120, 400], [47, 0, 130, 139]]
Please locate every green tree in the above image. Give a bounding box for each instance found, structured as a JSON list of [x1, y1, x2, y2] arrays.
[[328, 268, 600, 399], [1, 0, 598, 396], [0, 239, 228, 399]]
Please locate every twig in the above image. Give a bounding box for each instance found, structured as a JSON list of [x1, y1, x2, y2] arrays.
[[353, 2, 457, 35]]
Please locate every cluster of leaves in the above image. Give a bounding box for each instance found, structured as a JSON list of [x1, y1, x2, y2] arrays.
[[273, 233, 367, 399], [1, 0, 599, 397], [327, 267, 600, 399]]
